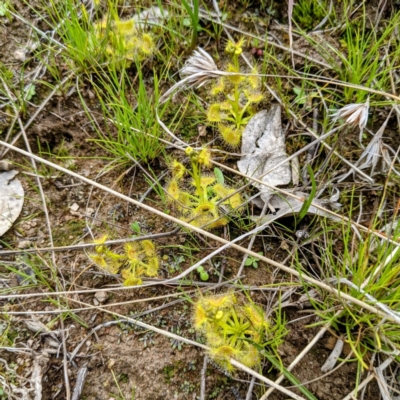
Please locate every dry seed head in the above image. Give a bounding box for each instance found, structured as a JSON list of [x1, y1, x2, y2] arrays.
[[179, 47, 220, 88], [331, 97, 370, 131]]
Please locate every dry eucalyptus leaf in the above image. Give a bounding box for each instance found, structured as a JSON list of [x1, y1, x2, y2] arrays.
[[0, 170, 24, 237], [237, 105, 291, 205]]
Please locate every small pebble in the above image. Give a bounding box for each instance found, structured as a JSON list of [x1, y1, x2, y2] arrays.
[[85, 207, 95, 216], [0, 160, 12, 171], [70, 203, 80, 212], [94, 291, 108, 304], [14, 50, 26, 61], [18, 240, 32, 249]]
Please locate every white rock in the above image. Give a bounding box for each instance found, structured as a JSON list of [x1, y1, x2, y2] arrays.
[[17, 240, 32, 249], [70, 203, 80, 212], [14, 50, 26, 61], [85, 207, 95, 217], [94, 291, 108, 304]]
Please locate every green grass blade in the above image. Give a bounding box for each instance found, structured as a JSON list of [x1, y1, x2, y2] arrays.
[[262, 350, 318, 400], [298, 164, 317, 222]]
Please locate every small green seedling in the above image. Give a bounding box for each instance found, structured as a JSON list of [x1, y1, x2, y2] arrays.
[[130, 221, 141, 234], [293, 87, 318, 110], [0, 1, 10, 18], [244, 252, 263, 269], [24, 84, 36, 101], [196, 266, 209, 281]]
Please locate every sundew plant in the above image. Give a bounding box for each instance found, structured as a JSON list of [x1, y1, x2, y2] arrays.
[[166, 147, 243, 229], [207, 38, 263, 146], [93, 14, 155, 66], [194, 292, 279, 371], [88, 236, 159, 286]]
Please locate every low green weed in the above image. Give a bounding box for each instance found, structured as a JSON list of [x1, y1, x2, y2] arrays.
[[301, 217, 400, 369], [302, 5, 400, 104], [181, 0, 199, 51], [84, 67, 166, 164], [336, 11, 400, 103], [292, 0, 331, 31], [244, 252, 263, 269], [196, 265, 209, 281]]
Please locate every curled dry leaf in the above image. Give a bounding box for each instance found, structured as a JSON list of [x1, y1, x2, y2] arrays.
[[237, 105, 291, 205], [321, 338, 344, 372], [0, 170, 24, 237], [252, 191, 341, 225]]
